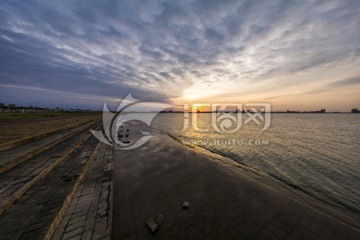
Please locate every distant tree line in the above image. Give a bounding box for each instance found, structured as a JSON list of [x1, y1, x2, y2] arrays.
[[0, 103, 94, 113]]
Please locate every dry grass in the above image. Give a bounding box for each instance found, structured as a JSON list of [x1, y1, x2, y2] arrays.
[[0, 112, 101, 149]]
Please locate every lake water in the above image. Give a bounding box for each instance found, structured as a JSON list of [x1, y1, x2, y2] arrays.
[[152, 113, 360, 213]]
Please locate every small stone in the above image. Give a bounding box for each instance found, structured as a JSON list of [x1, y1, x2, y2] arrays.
[[155, 213, 164, 226], [145, 218, 159, 234], [182, 202, 189, 210]]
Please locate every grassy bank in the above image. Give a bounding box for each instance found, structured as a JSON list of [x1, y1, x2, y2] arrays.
[[0, 112, 101, 149], [0, 111, 100, 121]]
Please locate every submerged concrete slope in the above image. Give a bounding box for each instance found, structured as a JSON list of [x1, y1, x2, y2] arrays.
[[113, 128, 360, 240]]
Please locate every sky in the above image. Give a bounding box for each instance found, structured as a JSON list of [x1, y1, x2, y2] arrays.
[[0, 0, 359, 111]]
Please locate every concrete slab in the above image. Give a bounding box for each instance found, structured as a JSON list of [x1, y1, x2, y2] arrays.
[[112, 127, 360, 240]]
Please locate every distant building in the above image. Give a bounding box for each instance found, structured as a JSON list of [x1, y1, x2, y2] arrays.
[[0, 104, 46, 113], [0, 105, 7, 112], [286, 110, 300, 113]]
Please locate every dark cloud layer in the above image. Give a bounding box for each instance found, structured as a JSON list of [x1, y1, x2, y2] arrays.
[[305, 75, 360, 94], [0, 0, 359, 108]]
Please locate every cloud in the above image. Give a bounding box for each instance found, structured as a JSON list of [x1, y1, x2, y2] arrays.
[[328, 76, 360, 88], [0, 0, 359, 108], [304, 75, 360, 95]]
